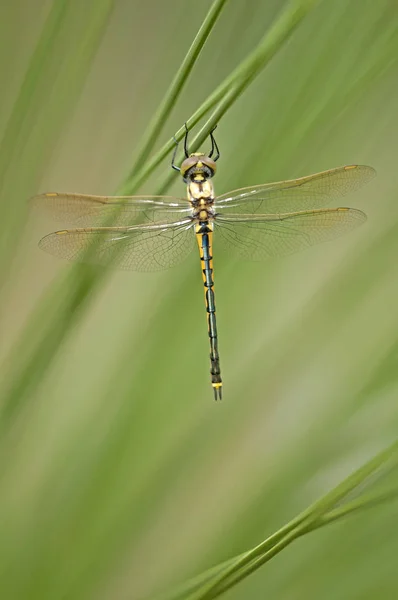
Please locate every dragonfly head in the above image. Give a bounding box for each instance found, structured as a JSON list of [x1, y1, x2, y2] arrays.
[[180, 153, 217, 183]]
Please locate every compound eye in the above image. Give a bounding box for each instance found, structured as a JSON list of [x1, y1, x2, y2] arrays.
[[180, 156, 198, 178], [203, 157, 216, 175]]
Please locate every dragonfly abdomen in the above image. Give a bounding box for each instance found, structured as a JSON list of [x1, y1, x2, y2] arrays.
[[195, 222, 222, 400]]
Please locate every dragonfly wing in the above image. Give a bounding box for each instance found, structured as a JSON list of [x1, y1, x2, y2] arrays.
[[31, 193, 191, 227], [39, 219, 195, 271], [215, 165, 375, 214], [215, 208, 366, 260]]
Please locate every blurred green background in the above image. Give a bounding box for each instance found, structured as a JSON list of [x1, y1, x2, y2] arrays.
[[1, 1, 398, 598]]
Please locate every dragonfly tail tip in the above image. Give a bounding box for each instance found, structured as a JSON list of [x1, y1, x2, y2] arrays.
[[212, 383, 222, 401]]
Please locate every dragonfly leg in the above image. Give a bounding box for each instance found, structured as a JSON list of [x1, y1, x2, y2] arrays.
[[183, 122, 189, 158], [208, 125, 220, 161], [171, 136, 180, 172]]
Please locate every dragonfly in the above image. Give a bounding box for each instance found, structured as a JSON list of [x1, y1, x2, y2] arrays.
[[32, 126, 375, 400]]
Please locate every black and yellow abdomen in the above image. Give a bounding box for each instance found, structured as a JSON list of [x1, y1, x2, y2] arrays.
[[195, 221, 222, 400]]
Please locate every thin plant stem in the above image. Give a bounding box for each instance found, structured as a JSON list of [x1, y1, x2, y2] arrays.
[[122, 0, 229, 187], [180, 439, 398, 600], [211, 486, 398, 599], [117, 0, 319, 196]]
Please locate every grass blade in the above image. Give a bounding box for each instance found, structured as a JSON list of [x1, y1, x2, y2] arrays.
[[122, 0, 229, 187], [117, 0, 320, 196]]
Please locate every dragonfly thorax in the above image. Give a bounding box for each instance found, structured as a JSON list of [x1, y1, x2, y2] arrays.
[[187, 178, 215, 207], [183, 154, 216, 207]]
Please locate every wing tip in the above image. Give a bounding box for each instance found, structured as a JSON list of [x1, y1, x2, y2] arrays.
[[38, 231, 57, 251], [348, 207, 367, 224], [345, 164, 377, 180]]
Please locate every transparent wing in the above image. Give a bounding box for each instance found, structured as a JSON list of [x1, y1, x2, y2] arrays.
[[215, 165, 375, 215], [215, 208, 366, 260], [31, 192, 192, 227], [38, 219, 195, 271]]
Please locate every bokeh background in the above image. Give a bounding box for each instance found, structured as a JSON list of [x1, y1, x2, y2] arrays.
[[1, 1, 398, 598]]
